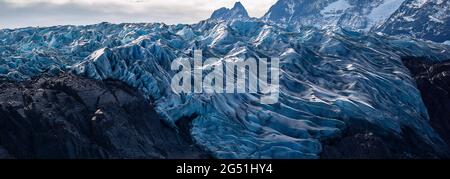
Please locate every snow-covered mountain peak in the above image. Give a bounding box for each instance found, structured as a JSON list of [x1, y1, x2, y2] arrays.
[[233, 1, 246, 9], [262, 0, 405, 31], [377, 0, 450, 42], [210, 1, 250, 21]]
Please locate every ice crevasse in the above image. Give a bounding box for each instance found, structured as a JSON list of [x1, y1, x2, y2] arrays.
[[1, 20, 450, 158]]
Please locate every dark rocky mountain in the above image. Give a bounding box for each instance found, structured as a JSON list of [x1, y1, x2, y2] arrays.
[[321, 56, 450, 159], [0, 74, 209, 159], [377, 0, 450, 43], [0, 73, 445, 159], [321, 117, 448, 159], [402, 57, 450, 146]]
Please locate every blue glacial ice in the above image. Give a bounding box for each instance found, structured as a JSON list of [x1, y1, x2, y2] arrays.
[[1, 19, 450, 158]]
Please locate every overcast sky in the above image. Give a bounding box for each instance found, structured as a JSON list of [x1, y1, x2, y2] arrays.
[[0, 0, 277, 29]]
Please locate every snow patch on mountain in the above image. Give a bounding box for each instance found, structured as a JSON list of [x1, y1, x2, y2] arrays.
[[377, 0, 450, 42], [321, 0, 351, 16], [411, 0, 430, 8], [263, 0, 406, 31], [367, 0, 406, 30]]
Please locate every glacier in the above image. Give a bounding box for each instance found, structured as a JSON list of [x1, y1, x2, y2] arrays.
[[1, 17, 450, 158]]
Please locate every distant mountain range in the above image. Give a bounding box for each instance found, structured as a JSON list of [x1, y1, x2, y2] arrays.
[[212, 0, 449, 43], [377, 0, 450, 43], [262, 0, 406, 31]]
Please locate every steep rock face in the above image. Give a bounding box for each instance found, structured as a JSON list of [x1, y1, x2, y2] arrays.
[[0, 74, 209, 159], [377, 0, 450, 43], [321, 119, 446, 159], [0, 146, 13, 159], [210, 2, 250, 21], [321, 55, 450, 159], [402, 56, 450, 147]]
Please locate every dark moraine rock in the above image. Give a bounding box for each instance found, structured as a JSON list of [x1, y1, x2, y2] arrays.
[[321, 57, 450, 159], [0, 146, 13, 159], [320, 57, 450, 159], [321, 119, 447, 159], [402, 56, 450, 148], [0, 73, 210, 159]]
